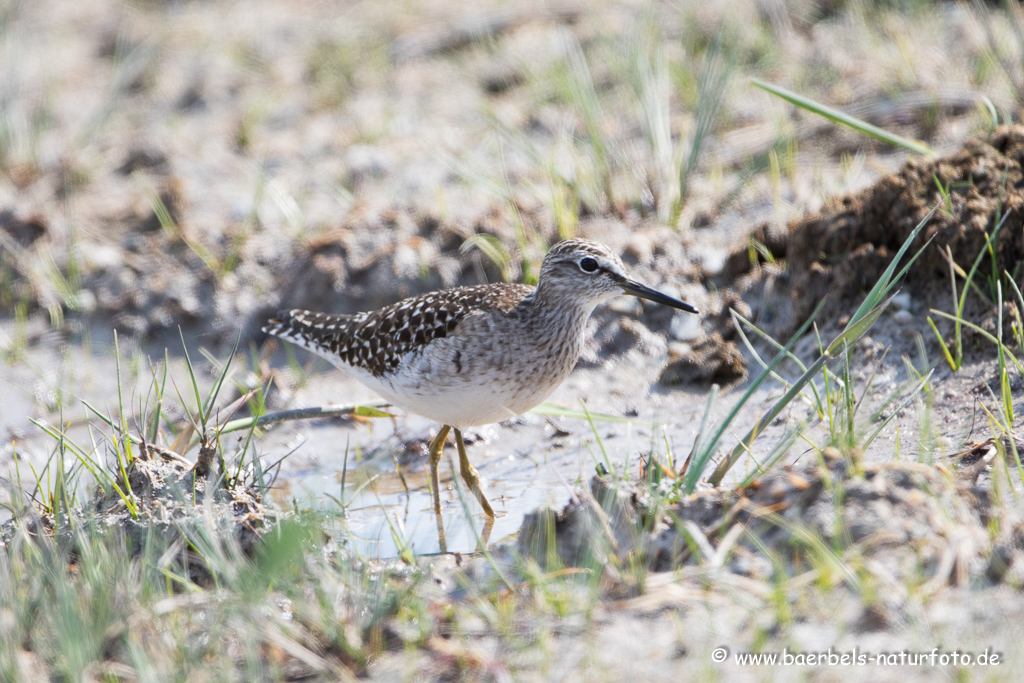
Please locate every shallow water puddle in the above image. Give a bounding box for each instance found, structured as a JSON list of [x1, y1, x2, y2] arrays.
[[273, 433, 595, 556]]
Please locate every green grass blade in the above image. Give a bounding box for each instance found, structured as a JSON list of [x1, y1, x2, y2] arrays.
[[752, 78, 934, 156], [352, 405, 395, 418], [529, 401, 657, 425], [113, 331, 133, 463], [147, 356, 169, 443], [216, 400, 392, 436], [29, 419, 138, 518], [684, 298, 828, 493], [953, 209, 1011, 366], [738, 423, 804, 488], [707, 352, 830, 487], [683, 384, 719, 478], [731, 309, 824, 414], [460, 234, 512, 282], [847, 206, 938, 327], [579, 400, 612, 476], [80, 399, 140, 444], [232, 384, 269, 487], [178, 326, 207, 434], [202, 329, 242, 424], [561, 35, 614, 206], [1005, 270, 1024, 314], [926, 317, 959, 371], [931, 310, 1024, 378], [862, 371, 933, 451], [825, 294, 893, 356], [674, 37, 731, 224]]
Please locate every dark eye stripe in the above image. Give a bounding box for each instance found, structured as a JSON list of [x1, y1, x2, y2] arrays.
[[579, 257, 599, 273]]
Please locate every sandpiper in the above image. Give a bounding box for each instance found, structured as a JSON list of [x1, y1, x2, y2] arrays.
[[264, 239, 698, 520]]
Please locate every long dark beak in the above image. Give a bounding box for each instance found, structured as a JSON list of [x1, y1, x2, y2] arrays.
[[621, 280, 699, 314]]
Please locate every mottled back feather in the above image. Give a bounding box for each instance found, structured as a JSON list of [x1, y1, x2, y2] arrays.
[[263, 283, 534, 377]]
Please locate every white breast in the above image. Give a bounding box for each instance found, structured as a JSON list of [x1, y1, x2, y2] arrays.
[[324, 344, 569, 428]]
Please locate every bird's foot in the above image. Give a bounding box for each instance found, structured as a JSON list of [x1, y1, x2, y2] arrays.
[[454, 428, 495, 518]]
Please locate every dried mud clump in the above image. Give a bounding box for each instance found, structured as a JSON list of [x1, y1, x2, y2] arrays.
[[102, 444, 270, 555], [1, 444, 273, 582], [753, 126, 1024, 333], [520, 437, 1024, 593], [658, 331, 747, 387]]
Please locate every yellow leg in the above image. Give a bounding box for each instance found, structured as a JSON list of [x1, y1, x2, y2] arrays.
[[454, 428, 495, 518], [427, 426, 451, 516], [480, 516, 494, 548], [434, 507, 448, 554]]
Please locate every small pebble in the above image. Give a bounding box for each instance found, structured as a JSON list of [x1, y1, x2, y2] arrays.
[[75, 289, 97, 313], [697, 250, 726, 276], [669, 313, 702, 341], [667, 341, 691, 361], [83, 243, 123, 270], [221, 272, 239, 292], [787, 475, 810, 490], [893, 292, 912, 311], [893, 309, 913, 325]]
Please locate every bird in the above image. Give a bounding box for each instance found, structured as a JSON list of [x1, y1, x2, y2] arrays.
[[263, 239, 699, 522]]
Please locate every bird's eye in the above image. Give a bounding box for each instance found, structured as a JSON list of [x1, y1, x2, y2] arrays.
[[579, 257, 599, 273]]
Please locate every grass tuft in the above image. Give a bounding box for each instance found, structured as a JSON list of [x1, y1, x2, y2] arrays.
[[695, 205, 938, 489]]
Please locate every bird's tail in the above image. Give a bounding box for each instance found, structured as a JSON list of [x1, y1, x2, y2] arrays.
[[262, 309, 353, 357]]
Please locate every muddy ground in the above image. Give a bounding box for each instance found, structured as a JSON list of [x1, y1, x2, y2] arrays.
[[2, 0, 1024, 680]]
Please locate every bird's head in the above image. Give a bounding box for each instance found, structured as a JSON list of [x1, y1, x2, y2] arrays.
[[537, 239, 699, 314]]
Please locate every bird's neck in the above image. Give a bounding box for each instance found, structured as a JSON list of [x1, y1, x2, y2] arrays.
[[521, 283, 599, 349]]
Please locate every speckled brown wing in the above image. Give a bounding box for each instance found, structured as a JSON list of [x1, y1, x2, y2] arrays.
[[263, 283, 535, 377]]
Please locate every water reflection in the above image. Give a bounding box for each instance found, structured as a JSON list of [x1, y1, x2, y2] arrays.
[[278, 448, 584, 557]]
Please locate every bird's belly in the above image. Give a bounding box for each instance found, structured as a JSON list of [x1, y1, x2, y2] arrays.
[[329, 357, 566, 428], [388, 382, 548, 427]]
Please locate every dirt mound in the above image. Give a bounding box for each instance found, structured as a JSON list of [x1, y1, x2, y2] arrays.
[[736, 126, 1024, 337], [1, 443, 273, 583]]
